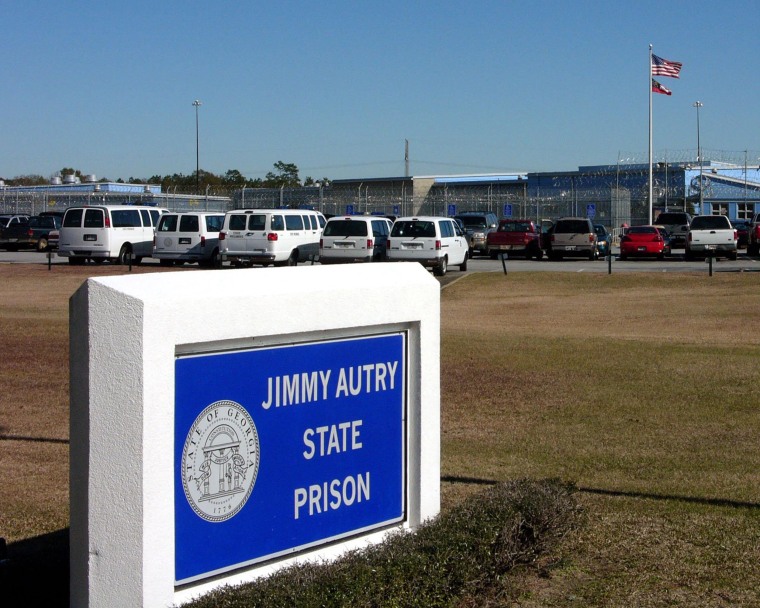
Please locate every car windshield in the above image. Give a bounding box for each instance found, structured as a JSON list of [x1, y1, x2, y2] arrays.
[[594, 226, 608, 237], [456, 216, 487, 228], [391, 221, 436, 238], [690, 216, 730, 230], [498, 222, 532, 232], [29, 217, 56, 228], [555, 220, 590, 233], [323, 220, 368, 237], [628, 226, 657, 234], [656, 214, 688, 224]]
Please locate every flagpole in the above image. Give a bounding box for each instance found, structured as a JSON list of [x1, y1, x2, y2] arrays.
[[648, 44, 653, 225]]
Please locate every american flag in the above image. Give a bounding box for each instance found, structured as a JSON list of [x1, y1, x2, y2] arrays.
[[652, 54, 682, 78], [652, 79, 672, 96]]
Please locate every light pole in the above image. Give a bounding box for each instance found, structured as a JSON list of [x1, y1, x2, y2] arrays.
[[193, 100, 202, 194], [693, 101, 703, 215]]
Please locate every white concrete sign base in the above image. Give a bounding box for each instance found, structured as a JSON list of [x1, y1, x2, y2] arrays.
[[70, 262, 440, 607]]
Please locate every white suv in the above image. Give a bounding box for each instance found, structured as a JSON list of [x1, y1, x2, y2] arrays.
[[386, 216, 468, 276], [319, 216, 392, 264]]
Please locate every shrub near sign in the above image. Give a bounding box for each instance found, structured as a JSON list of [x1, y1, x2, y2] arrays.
[[174, 333, 406, 584]]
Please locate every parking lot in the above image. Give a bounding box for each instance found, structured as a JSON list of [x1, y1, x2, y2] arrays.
[[2, 247, 759, 275]]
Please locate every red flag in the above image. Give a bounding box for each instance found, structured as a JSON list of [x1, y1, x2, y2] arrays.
[[652, 54, 682, 78], [652, 79, 672, 96]]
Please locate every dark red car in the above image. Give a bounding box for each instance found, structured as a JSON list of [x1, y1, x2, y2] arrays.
[[731, 220, 750, 249], [619, 226, 671, 260]]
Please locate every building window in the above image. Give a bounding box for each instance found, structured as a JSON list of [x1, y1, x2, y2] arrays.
[[711, 204, 729, 216], [737, 203, 755, 220]]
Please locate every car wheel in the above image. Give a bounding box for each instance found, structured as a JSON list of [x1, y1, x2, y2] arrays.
[[589, 249, 596, 261], [68, 257, 86, 265], [619, 254, 627, 261], [459, 252, 468, 272], [209, 248, 221, 268], [535, 249, 543, 260], [489, 251, 498, 259], [729, 251, 738, 261], [433, 257, 448, 277], [286, 250, 298, 266], [159, 259, 172, 267], [116, 245, 132, 265], [37, 237, 49, 252], [684, 248, 694, 261]]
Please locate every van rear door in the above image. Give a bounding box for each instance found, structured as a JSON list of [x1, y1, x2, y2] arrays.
[[60, 208, 108, 253], [222, 213, 249, 255]]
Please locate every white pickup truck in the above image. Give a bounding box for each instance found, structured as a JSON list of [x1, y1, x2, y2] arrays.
[[685, 215, 738, 260]]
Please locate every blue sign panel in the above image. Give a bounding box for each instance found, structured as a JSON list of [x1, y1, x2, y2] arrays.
[[346, 204, 355, 215], [447, 204, 457, 216], [393, 205, 400, 215], [586, 204, 596, 219], [503, 204, 513, 218], [174, 333, 406, 584]]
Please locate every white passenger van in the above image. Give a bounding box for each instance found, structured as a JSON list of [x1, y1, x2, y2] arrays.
[[319, 215, 393, 264], [386, 216, 468, 276], [58, 205, 166, 265], [153, 211, 225, 267], [220, 209, 326, 266]]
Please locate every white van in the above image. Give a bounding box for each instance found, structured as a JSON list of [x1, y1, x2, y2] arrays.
[[153, 211, 225, 267], [319, 216, 393, 264], [220, 209, 326, 266], [58, 205, 166, 265], [386, 216, 468, 276]]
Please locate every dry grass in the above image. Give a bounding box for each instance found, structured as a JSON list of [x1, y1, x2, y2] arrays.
[[440, 271, 760, 606], [2, 264, 760, 606], [0, 263, 182, 541]]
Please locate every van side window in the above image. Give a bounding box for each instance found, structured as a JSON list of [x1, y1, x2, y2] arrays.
[[318, 215, 326, 228], [309, 215, 318, 230], [285, 215, 303, 230], [179, 215, 200, 232], [440, 220, 454, 238], [84, 209, 105, 228], [247, 214, 266, 231], [229, 215, 247, 230], [64, 209, 84, 228], [140, 209, 152, 227], [206, 215, 225, 232], [158, 215, 178, 232], [270, 215, 285, 231], [112, 210, 141, 228], [149, 210, 161, 225]]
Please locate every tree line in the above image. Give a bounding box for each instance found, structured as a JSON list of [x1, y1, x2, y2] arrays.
[[2, 161, 329, 194]]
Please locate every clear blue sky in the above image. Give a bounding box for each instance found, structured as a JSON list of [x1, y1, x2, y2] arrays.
[[2, 0, 758, 182]]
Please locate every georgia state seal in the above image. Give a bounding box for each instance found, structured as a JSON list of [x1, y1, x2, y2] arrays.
[[182, 400, 260, 523]]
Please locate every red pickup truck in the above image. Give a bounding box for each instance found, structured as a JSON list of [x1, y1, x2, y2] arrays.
[[486, 219, 543, 260]]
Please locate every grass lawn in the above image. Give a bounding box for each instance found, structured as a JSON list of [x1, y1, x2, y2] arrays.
[[1, 265, 759, 606]]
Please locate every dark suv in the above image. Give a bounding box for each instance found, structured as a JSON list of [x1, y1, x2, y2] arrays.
[[453, 212, 498, 256], [654, 211, 692, 247]]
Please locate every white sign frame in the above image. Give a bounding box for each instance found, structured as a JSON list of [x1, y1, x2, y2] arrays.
[[70, 262, 440, 607]]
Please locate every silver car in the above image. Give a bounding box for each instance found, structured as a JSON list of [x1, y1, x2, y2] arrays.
[[548, 217, 597, 261]]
